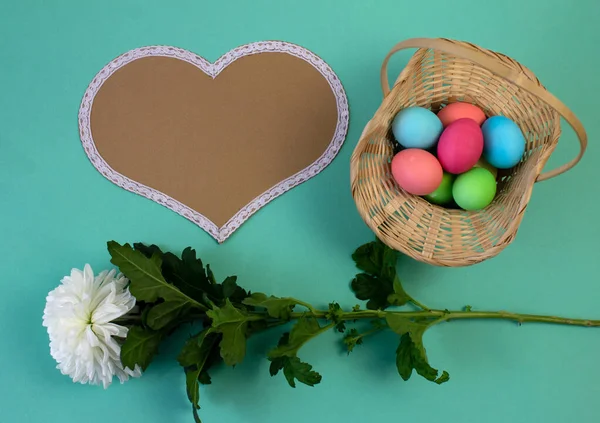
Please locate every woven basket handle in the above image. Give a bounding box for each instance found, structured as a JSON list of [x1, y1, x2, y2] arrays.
[[380, 38, 587, 182]]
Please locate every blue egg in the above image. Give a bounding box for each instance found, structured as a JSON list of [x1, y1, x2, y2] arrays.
[[391, 107, 443, 149], [481, 116, 526, 169]]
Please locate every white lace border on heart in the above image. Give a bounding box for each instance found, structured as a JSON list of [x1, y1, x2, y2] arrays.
[[78, 41, 350, 243]]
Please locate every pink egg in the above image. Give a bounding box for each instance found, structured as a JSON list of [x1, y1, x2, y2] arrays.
[[391, 149, 443, 195], [437, 102, 486, 127], [437, 118, 484, 174]]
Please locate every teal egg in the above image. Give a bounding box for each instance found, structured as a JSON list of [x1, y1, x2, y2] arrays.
[[452, 167, 497, 211], [392, 107, 443, 149], [481, 116, 526, 169]]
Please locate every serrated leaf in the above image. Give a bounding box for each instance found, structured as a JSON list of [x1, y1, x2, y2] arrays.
[[120, 326, 164, 371], [343, 328, 363, 353], [268, 332, 321, 388], [435, 371, 450, 384], [146, 299, 194, 330], [282, 356, 322, 387], [221, 276, 249, 303], [387, 276, 411, 306], [269, 355, 322, 388], [198, 371, 212, 385], [351, 240, 384, 275], [185, 367, 201, 410], [206, 299, 250, 366], [352, 238, 398, 279], [178, 327, 221, 417], [107, 241, 204, 310], [177, 329, 220, 369], [134, 243, 221, 306], [351, 273, 394, 310], [381, 245, 398, 280], [133, 242, 163, 258], [221, 276, 237, 298], [108, 241, 168, 302], [206, 264, 217, 285], [394, 332, 449, 384], [268, 316, 323, 358], [133, 242, 250, 309], [385, 314, 427, 338], [395, 333, 415, 380], [242, 293, 296, 320]]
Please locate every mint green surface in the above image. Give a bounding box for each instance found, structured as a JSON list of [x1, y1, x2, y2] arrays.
[[1, 1, 599, 422]]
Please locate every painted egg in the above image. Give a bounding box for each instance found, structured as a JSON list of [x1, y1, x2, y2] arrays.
[[391, 106, 443, 149], [481, 116, 526, 169], [452, 167, 497, 211], [474, 157, 498, 179], [437, 102, 487, 127], [437, 118, 484, 174], [391, 149, 443, 196], [423, 172, 455, 205]]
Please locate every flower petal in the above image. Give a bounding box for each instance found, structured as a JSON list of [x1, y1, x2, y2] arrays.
[[43, 264, 140, 388]]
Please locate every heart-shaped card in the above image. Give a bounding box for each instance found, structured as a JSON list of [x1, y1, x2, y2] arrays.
[[78, 41, 349, 242]]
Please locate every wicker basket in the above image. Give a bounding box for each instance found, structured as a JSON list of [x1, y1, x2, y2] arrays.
[[350, 38, 587, 267]]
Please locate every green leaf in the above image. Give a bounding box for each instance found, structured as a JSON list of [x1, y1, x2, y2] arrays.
[[381, 245, 398, 280], [133, 242, 250, 309], [387, 277, 411, 307], [343, 328, 363, 353], [268, 316, 323, 358], [107, 241, 204, 309], [185, 368, 201, 410], [277, 356, 322, 388], [146, 299, 194, 330], [177, 329, 220, 371], [206, 264, 217, 285], [221, 276, 248, 302], [206, 299, 250, 366], [108, 241, 168, 302], [351, 273, 394, 310], [394, 333, 449, 384], [242, 293, 296, 320], [435, 371, 450, 384], [178, 327, 222, 418], [350, 239, 404, 310], [395, 333, 417, 381], [351, 238, 398, 279], [134, 243, 220, 306], [268, 333, 321, 388], [120, 326, 164, 371], [385, 314, 427, 338], [133, 242, 163, 258], [351, 240, 385, 275]]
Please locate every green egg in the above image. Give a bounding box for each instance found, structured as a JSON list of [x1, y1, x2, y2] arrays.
[[474, 157, 498, 179], [424, 172, 455, 205], [452, 167, 497, 211]]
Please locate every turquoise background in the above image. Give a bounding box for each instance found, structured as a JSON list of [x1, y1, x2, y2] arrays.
[[1, 1, 599, 422]]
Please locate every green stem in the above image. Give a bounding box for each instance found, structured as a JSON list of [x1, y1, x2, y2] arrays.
[[287, 309, 600, 328], [293, 299, 318, 314], [434, 310, 600, 327], [117, 306, 600, 329], [355, 324, 386, 340], [409, 298, 431, 312]]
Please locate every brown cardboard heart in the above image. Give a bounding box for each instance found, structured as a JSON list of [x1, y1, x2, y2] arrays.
[[78, 42, 349, 242]]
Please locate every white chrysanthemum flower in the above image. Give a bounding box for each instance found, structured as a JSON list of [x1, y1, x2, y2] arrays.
[[43, 264, 142, 388]]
